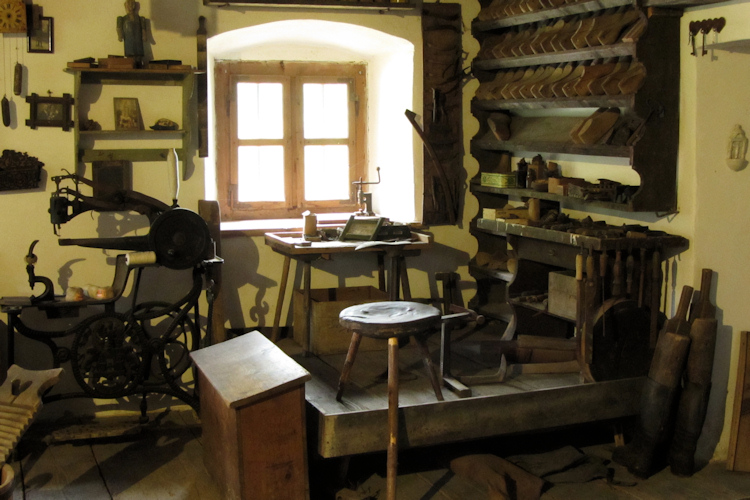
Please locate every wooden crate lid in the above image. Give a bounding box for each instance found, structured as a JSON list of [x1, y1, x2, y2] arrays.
[[190, 331, 311, 409]]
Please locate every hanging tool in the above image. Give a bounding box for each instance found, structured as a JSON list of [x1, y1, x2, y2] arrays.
[[662, 256, 670, 313], [626, 248, 635, 299], [612, 247, 623, 298], [638, 247, 647, 308], [13, 39, 21, 96], [405, 109, 457, 225], [2, 35, 9, 127], [600, 251, 607, 336], [649, 248, 661, 347]]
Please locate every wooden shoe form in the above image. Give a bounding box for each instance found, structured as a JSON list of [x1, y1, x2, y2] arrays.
[[617, 62, 646, 95], [495, 69, 530, 100], [576, 107, 621, 144], [487, 113, 512, 140], [518, 65, 557, 99], [551, 19, 581, 52], [507, 66, 545, 99], [600, 59, 631, 96], [601, 9, 640, 46], [550, 62, 586, 98], [621, 11, 648, 43], [536, 63, 574, 98], [573, 62, 615, 96], [571, 17, 597, 49]]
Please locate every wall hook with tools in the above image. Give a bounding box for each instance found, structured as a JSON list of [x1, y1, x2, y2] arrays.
[[689, 18, 726, 56]]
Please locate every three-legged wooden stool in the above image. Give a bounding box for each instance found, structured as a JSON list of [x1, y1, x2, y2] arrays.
[[336, 301, 444, 500]]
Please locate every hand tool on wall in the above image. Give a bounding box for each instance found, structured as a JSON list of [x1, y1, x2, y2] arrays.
[[662, 257, 670, 313], [600, 252, 608, 335], [612, 247, 623, 298], [689, 268, 715, 321], [626, 249, 635, 299], [405, 109, 457, 225], [649, 248, 661, 348]]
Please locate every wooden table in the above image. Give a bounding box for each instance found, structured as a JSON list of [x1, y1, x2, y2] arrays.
[[264, 231, 432, 352]]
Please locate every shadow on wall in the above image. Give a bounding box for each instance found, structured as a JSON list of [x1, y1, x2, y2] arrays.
[[220, 236, 276, 329]]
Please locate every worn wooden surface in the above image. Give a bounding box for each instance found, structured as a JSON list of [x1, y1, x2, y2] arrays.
[[728, 330, 750, 472], [191, 331, 310, 499]]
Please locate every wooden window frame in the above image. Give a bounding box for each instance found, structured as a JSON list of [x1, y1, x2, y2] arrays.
[[215, 60, 366, 221]]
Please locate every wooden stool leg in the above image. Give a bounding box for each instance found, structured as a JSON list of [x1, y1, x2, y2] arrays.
[[336, 333, 363, 402], [414, 335, 444, 401], [387, 336, 399, 500]]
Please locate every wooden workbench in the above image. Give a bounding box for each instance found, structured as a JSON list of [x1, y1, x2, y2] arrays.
[[264, 231, 432, 351]]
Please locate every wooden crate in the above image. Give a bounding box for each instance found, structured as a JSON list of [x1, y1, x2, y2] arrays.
[[293, 286, 388, 355], [547, 270, 577, 321], [190, 332, 311, 500]]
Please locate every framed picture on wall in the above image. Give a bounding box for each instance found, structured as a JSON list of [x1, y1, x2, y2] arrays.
[[28, 16, 53, 54], [25, 93, 74, 130], [113, 98, 144, 131]]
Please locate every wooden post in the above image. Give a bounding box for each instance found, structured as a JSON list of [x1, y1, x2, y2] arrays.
[[271, 255, 291, 343], [387, 336, 399, 500]]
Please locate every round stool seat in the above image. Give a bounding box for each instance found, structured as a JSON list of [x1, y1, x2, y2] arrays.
[[339, 301, 442, 339]]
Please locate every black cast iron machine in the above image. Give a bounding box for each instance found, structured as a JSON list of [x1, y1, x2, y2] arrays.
[[1, 173, 220, 415]]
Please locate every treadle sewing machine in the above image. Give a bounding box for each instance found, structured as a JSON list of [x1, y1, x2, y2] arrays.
[[0, 174, 221, 413]]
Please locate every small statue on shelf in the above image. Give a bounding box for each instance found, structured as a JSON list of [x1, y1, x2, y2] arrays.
[[117, 0, 148, 67]]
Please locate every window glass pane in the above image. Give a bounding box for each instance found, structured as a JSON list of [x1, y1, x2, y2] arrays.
[[304, 145, 349, 200], [303, 83, 349, 139], [237, 82, 283, 139], [237, 146, 285, 202]]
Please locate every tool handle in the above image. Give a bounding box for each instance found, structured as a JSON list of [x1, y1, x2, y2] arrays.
[[576, 254, 583, 281], [612, 250, 622, 297], [676, 285, 694, 321], [699, 268, 713, 302], [626, 253, 635, 297]]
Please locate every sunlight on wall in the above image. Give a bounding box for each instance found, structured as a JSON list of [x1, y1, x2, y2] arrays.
[[206, 20, 416, 222]]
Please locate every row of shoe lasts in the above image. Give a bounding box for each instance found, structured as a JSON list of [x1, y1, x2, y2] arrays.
[[478, 0, 593, 22], [476, 8, 645, 60], [475, 59, 646, 100]]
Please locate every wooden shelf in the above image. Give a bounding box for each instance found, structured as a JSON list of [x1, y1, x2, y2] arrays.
[[66, 68, 193, 85], [471, 180, 635, 212], [473, 217, 688, 252], [203, 0, 417, 9], [80, 130, 186, 137], [473, 95, 635, 111], [473, 0, 632, 31], [472, 130, 632, 159], [79, 149, 172, 163], [473, 42, 636, 71]]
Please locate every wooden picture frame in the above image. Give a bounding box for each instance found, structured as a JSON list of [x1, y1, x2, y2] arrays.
[[339, 216, 385, 241], [27, 16, 53, 53], [92, 161, 132, 201], [113, 98, 144, 131], [25, 93, 74, 130]]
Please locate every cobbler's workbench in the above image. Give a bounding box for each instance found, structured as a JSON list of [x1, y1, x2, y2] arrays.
[[264, 231, 432, 352]]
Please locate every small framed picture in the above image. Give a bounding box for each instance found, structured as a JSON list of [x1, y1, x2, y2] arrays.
[[339, 216, 385, 241], [28, 16, 53, 54], [25, 93, 74, 130], [113, 98, 144, 131]]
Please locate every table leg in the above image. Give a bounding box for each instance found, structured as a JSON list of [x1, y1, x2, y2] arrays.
[[303, 259, 312, 355], [377, 254, 386, 293], [399, 256, 412, 301], [387, 251, 400, 301], [271, 255, 292, 343], [387, 336, 399, 500]]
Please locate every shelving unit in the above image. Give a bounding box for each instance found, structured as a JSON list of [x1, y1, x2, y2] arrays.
[[468, 0, 687, 379], [470, 0, 680, 213], [66, 68, 195, 169]]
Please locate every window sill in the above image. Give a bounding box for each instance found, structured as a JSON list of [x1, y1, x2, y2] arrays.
[[220, 213, 352, 237]]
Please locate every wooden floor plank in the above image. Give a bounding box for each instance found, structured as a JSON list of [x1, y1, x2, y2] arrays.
[[90, 426, 221, 500], [20, 441, 111, 500]]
